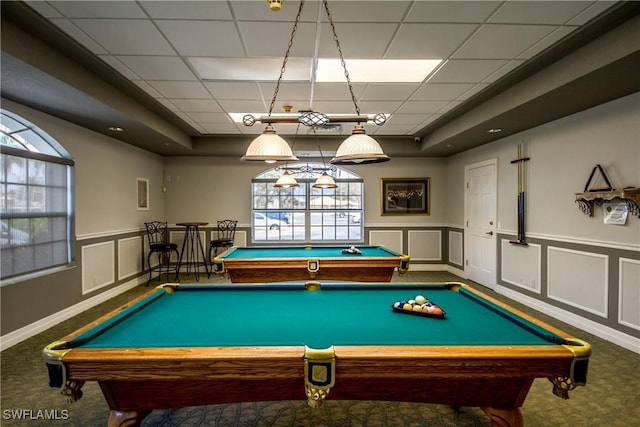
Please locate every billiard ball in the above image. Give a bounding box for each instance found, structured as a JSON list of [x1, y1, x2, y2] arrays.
[[415, 295, 427, 305]]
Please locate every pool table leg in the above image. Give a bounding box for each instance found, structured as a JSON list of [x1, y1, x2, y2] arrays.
[[481, 407, 523, 427], [107, 410, 149, 427]]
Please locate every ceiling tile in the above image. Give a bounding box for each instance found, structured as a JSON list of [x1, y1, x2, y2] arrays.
[[71, 19, 176, 55], [217, 99, 269, 113], [567, 2, 617, 25], [188, 57, 312, 81], [240, 21, 318, 57], [405, 1, 501, 23], [139, 1, 233, 20], [317, 23, 398, 58], [320, 1, 412, 22], [453, 24, 558, 59], [169, 99, 222, 113], [360, 84, 420, 101], [356, 100, 402, 115], [483, 59, 526, 83], [154, 98, 179, 112], [186, 112, 231, 123], [157, 20, 245, 57], [115, 56, 196, 80], [49, 18, 107, 54], [488, 1, 593, 25], [204, 82, 263, 100], [309, 83, 367, 101], [97, 55, 139, 80], [395, 100, 451, 114], [146, 81, 211, 99], [410, 83, 475, 101], [385, 114, 428, 125], [231, 0, 319, 21], [46, 1, 146, 18], [371, 124, 413, 135], [517, 27, 577, 59], [428, 59, 508, 83], [200, 123, 242, 134], [131, 80, 164, 98], [387, 23, 479, 58], [257, 82, 313, 106]]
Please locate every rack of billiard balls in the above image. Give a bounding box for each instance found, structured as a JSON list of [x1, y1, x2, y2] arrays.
[[392, 294, 445, 318]]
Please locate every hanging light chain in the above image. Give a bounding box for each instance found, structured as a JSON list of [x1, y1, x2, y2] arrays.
[[268, 0, 306, 117], [323, 0, 360, 116]]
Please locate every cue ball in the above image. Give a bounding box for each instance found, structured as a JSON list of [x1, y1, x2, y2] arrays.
[[415, 295, 427, 305]]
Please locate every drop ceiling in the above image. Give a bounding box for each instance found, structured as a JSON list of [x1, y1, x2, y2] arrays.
[[1, 1, 639, 157]]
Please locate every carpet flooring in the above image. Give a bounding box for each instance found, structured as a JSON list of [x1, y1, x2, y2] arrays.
[[2, 271, 639, 426]]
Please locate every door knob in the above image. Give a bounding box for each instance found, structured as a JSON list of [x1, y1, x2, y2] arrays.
[[486, 231, 494, 236]]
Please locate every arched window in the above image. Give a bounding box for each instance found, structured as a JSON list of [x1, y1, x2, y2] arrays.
[[252, 163, 363, 242], [0, 109, 74, 279]]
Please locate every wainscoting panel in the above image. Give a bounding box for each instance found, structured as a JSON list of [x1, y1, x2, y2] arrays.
[[369, 230, 403, 254], [547, 246, 608, 317], [501, 240, 541, 293], [619, 257, 640, 330], [448, 231, 463, 266], [118, 236, 142, 280], [82, 241, 115, 295], [408, 230, 442, 261], [235, 230, 247, 247]]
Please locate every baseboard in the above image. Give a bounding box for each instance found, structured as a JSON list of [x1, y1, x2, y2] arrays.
[[497, 285, 640, 354], [0, 276, 145, 351]]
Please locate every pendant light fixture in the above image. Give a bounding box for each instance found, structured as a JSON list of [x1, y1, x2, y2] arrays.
[[312, 129, 337, 189], [242, 0, 389, 164]]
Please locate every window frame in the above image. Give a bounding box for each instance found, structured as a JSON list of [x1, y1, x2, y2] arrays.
[[1, 110, 75, 281]]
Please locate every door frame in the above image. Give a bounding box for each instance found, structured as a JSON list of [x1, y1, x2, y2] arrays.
[[464, 158, 498, 289]]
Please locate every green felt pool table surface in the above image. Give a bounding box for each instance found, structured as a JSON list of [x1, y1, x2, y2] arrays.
[[212, 245, 410, 283], [73, 283, 560, 349], [44, 282, 591, 427]]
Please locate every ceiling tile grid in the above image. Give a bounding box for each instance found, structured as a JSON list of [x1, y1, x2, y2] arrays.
[[21, 0, 619, 138]]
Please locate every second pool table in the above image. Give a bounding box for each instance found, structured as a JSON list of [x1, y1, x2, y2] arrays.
[[211, 245, 410, 282], [44, 282, 590, 427]]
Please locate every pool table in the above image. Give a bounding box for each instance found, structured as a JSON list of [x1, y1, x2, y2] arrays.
[[43, 282, 590, 427], [211, 245, 410, 282]]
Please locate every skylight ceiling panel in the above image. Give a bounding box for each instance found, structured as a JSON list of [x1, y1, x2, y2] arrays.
[[115, 56, 197, 80], [387, 23, 479, 59], [488, 1, 593, 25], [71, 19, 175, 55], [239, 21, 318, 57], [404, 1, 500, 23], [157, 20, 245, 57], [427, 59, 509, 83], [139, 1, 233, 20], [146, 81, 211, 99], [188, 58, 312, 81], [453, 24, 558, 59]]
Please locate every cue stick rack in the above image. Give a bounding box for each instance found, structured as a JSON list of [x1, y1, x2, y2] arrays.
[[575, 164, 640, 218], [510, 143, 530, 245]]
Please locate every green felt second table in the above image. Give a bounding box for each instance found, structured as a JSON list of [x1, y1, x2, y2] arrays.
[[212, 245, 410, 282], [43, 282, 590, 427]]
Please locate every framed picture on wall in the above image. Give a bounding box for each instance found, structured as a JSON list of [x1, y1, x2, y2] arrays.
[[381, 178, 430, 216], [137, 177, 149, 211]]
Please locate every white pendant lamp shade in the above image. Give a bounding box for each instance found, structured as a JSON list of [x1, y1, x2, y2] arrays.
[[274, 171, 299, 188], [313, 172, 337, 189], [331, 125, 389, 165], [241, 125, 299, 162]]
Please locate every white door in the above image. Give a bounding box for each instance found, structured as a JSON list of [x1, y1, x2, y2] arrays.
[[465, 159, 497, 289]]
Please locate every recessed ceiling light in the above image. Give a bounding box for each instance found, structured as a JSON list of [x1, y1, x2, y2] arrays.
[[487, 128, 502, 133], [316, 59, 442, 83], [108, 126, 123, 132]]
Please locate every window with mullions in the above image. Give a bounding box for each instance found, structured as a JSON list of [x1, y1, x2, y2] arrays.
[[252, 163, 363, 242], [1, 110, 74, 279]]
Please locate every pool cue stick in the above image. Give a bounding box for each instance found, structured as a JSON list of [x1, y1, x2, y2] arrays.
[[510, 143, 530, 246]]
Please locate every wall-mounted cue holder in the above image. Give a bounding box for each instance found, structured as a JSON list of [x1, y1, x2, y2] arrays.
[[575, 164, 640, 218]]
